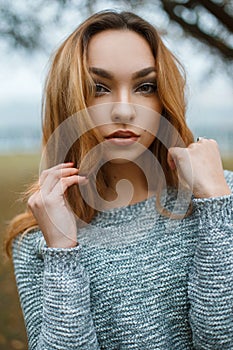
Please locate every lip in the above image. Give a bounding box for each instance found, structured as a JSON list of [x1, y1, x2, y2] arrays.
[[105, 129, 139, 138], [105, 130, 139, 146]]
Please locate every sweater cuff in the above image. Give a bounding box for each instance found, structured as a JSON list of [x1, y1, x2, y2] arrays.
[[42, 245, 82, 273], [193, 194, 233, 230]]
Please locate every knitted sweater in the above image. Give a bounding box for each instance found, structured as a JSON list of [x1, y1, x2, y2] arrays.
[[12, 170, 233, 350]]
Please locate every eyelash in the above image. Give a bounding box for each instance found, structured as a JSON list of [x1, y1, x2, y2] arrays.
[[94, 81, 158, 97], [95, 83, 110, 96], [136, 82, 158, 95]]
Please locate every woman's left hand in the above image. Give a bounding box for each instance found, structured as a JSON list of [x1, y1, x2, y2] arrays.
[[168, 138, 231, 198]]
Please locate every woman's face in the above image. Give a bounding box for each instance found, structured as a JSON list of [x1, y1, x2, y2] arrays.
[[87, 29, 162, 163]]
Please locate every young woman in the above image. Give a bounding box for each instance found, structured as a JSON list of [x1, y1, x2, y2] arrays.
[[6, 10, 233, 349]]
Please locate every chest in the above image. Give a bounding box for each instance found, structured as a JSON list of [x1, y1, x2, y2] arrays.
[[80, 225, 196, 348], [82, 227, 195, 313]]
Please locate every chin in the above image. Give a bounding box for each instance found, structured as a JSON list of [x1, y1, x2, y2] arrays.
[[103, 149, 148, 165]]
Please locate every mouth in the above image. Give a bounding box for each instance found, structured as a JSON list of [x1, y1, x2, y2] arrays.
[[105, 130, 139, 145]]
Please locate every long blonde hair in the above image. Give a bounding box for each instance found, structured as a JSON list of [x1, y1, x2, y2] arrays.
[[5, 10, 194, 256]]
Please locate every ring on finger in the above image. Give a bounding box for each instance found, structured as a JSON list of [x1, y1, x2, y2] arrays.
[[196, 136, 206, 142]]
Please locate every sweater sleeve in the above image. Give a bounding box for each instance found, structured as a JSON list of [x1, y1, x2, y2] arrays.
[[188, 188, 233, 349], [12, 231, 100, 350]]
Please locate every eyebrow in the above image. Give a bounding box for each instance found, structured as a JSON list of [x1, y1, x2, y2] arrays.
[[132, 67, 156, 79], [89, 66, 156, 80]]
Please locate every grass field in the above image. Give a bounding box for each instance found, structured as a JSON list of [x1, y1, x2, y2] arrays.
[[0, 153, 232, 349], [0, 154, 40, 350]]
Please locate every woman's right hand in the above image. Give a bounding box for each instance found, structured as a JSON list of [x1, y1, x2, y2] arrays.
[[28, 162, 89, 248]]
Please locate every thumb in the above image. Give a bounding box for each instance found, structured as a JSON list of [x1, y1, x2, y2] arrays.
[[167, 147, 180, 170]]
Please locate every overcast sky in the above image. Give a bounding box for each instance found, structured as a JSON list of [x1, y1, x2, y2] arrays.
[[0, 5, 232, 149]]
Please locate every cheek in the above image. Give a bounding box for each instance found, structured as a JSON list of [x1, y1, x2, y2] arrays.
[[141, 113, 161, 138], [140, 130, 156, 148], [89, 104, 112, 127], [139, 113, 161, 148], [138, 95, 163, 115], [94, 125, 106, 137]]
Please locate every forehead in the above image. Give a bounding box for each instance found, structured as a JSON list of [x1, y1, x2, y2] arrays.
[[87, 29, 155, 73]]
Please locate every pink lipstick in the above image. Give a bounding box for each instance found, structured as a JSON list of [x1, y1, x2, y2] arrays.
[[105, 130, 139, 145]]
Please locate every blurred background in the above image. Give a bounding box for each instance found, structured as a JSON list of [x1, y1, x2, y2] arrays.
[[0, 0, 232, 348]]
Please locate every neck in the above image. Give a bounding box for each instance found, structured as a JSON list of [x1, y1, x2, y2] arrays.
[[103, 160, 154, 208]]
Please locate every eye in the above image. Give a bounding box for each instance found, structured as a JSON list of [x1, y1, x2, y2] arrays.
[[95, 83, 110, 96], [136, 82, 157, 95]]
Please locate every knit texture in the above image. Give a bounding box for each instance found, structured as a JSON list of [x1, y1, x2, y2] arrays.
[[12, 170, 233, 349]]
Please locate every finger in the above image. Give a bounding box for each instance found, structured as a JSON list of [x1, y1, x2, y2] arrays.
[[168, 147, 184, 168], [28, 173, 88, 214], [167, 150, 176, 170], [168, 147, 192, 178], [52, 175, 89, 196], [196, 137, 206, 142], [40, 167, 79, 193], [40, 162, 74, 182]]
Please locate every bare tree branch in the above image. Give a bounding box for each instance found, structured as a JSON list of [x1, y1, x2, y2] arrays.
[[185, 0, 233, 32], [162, 0, 233, 60], [1, 0, 232, 70]]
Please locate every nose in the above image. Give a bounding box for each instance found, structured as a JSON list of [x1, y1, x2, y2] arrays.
[[111, 102, 136, 123]]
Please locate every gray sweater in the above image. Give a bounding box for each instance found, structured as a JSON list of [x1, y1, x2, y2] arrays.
[[13, 170, 233, 349]]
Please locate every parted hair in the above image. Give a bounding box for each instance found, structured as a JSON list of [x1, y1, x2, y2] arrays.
[[5, 10, 194, 256]]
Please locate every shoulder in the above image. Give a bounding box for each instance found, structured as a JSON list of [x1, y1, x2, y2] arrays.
[[224, 169, 233, 191], [12, 229, 45, 263]]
